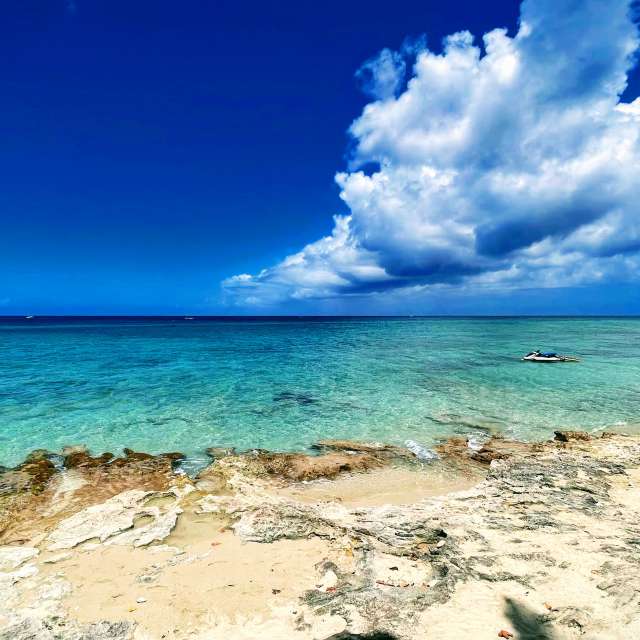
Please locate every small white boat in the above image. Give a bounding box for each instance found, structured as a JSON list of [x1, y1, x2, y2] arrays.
[[522, 350, 579, 362]]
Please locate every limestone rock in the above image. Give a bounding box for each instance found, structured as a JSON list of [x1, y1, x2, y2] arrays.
[[0, 618, 135, 640], [47, 489, 185, 550], [0, 546, 39, 571], [219, 450, 385, 482]]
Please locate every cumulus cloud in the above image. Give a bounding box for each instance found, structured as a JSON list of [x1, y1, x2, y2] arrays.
[[223, 0, 640, 308]]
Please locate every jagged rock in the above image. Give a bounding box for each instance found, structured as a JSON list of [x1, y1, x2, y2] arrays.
[[470, 437, 541, 464], [0, 452, 58, 497], [194, 432, 640, 638], [432, 437, 471, 460], [554, 430, 592, 442], [0, 470, 32, 496], [64, 451, 115, 469], [221, 450, 385, 482], [2, 432, 640, 639], [47, 488, 186, 550], [23, 449, 51, 464], [119, 448, 182, 464], [434, 435, 543, 466]]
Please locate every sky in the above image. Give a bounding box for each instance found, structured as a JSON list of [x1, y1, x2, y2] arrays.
[[1, 0, 639, 315]]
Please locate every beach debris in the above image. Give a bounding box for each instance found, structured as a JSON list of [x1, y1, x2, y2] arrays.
[[136, 597, 147, 604], [317, 569, 339, 591], [375, 579, 410, 587], [498, 630, 514, 638]]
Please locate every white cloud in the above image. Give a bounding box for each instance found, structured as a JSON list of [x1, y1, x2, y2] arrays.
[[223, 0, 640, 308], [355, 48, 407, 100]]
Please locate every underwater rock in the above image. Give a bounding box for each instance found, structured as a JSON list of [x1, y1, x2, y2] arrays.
[[60, 444, 89, 457], [117, 448, 184, 465], [206, 446, 237, 459], [64, 450, 115, 469], [273, 391, 318, 405], [61, 448, 185, 480], [0, 450, 59, 494], [311, 440, 416, 461]]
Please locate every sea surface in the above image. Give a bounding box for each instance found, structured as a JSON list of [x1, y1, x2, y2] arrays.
[[1, 317, 639, 470]]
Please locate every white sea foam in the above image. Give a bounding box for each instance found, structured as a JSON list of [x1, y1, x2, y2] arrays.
[[404, 440, 439, 461], [466, 437, 484, 451]]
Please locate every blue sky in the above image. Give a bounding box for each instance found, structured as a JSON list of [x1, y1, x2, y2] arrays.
[[1, 0, 639, 315]]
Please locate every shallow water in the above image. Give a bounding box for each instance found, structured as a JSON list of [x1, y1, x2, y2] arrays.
[[1, 317, 639, 467]]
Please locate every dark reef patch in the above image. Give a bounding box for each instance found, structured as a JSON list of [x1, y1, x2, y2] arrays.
[[273, 391, 318, 405]]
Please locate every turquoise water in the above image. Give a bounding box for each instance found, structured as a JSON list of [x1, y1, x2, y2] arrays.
[[1, 317, 639, 469]]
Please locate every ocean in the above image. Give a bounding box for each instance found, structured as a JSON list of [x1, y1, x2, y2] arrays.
[[1, 316, 639, 470]]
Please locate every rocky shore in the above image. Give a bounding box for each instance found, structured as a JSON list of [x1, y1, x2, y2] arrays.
[[0, 431, 639, 639]]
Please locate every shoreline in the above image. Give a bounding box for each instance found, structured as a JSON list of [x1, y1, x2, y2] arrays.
[[1, 430, 639, 638], [2, 419, 635, 479]]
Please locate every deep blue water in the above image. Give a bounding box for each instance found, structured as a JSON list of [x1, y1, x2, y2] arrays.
[[1, 317, 639, 469]]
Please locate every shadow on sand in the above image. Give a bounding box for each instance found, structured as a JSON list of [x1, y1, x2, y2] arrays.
[[504, 597, 557, 640], [323, 633, 397, 640], [322, 597, 558, 640]]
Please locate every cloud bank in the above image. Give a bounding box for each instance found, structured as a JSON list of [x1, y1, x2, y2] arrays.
[[224, 0, 640, 308]]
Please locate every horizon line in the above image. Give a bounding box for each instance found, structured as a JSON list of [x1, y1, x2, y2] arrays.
[[2, 314, 640, 320]]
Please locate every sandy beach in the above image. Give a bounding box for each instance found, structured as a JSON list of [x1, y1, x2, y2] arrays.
[[0, 431, 639, 639]]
